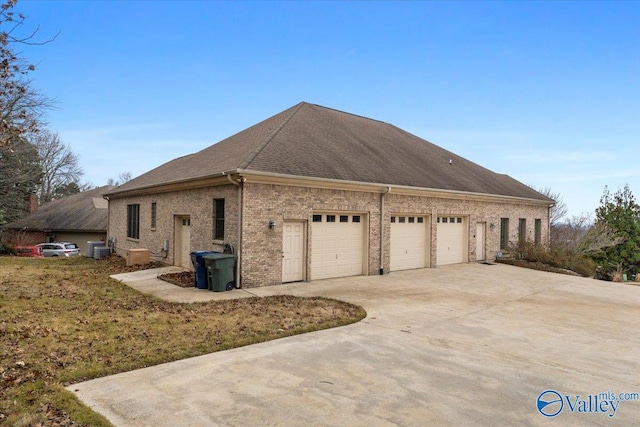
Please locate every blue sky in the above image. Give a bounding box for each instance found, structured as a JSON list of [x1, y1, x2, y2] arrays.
[[18, 0, 640, 219]]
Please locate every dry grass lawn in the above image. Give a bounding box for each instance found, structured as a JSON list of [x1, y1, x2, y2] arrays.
[[0, 256, 366, 426]]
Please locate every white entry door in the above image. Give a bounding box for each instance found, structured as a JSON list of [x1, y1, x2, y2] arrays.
[[175, 216, 191, 269], [476, 222, 486, 261], [390, 215, 428, 271], [311, 213, 365, 280], [436, 216, 467, 266], [282, 221, 305, 283]]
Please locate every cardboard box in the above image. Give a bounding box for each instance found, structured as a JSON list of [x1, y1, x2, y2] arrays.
[[127, 248, 150, 266]]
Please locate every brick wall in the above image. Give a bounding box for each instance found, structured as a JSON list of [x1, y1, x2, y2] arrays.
[[108, 185, 239, 266], [385, 194, 549, 267], [241, 183, 381, 287], [241, 183, 549, 287], [108, 182, 549, 288]]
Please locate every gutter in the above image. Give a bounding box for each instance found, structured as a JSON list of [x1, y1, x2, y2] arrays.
[[235, 169, 553, 206], [103, 195, 110, 252], [106, 168, 552, 207], [380, 186, 391, 274]]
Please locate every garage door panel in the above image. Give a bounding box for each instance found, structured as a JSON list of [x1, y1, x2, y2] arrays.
[[390, 215, 427, 271], [437, 217, 467, 266], [311, 214, 364, 280]]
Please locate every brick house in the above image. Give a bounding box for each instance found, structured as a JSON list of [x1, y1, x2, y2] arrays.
[[105, 102, 553, 288], [3, 186, 113, 255]]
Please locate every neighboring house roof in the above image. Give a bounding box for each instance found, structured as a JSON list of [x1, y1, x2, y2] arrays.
[[107, 102, 552, 203], [3, 186, 114, 232]]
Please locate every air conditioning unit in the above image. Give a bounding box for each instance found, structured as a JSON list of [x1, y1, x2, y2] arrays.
[[93, 246, 111, 260], [127, 248, 150, 266], [86, 241, 104, 257]]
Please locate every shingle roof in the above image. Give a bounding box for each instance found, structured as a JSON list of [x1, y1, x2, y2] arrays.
[[3, 186, 114, 232], [109, 102, 551, 202]]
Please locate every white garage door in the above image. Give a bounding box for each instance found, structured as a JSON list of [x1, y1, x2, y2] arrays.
[[390, 215, 428, 271], [311, 213, 364, 280], [437, 216, 467, 266]]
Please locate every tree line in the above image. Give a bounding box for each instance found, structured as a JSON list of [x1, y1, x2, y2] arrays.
[[528, 185, 639, 282]]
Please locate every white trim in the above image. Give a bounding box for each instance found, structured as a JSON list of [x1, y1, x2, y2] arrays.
[[237, 169, 553, 206], [108, 168, 553, 208]]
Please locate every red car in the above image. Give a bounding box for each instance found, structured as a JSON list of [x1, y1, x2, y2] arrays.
[[15, 245, 44, 258]]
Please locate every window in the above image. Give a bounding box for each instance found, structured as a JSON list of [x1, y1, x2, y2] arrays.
[[519, 218, 526, 245], [391, 216, 396, 223], [450, 218, 455, 223], [417, 217, 424, 223], [535, 219, 542, 246], [326, 215, 336, 223], [442, 217, 448, 223], [312, 214, 322, 222], [127, 204, 140, 239], [457, 218, 462, 223], [340, 215, 349, 223], [214, 199, 225, 240], [408, 217, 415, 223], [352, 215, 361, 223], [151, 202, 157, 229], [500, 218, 509, 250], [399, 216, 406, 223]]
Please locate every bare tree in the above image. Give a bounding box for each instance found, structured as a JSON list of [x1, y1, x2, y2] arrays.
[[0, 0, 56, 149], [107, 171, 132, 186], [31, 130, 83, 204], [118, 171, 132, 183], [535, 186, 568, 225], [550, 213, 588, 253], [576, 220, 623, 257]]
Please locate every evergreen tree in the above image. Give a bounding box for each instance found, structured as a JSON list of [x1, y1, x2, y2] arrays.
[[0, 136, 42, 223], [593, 184, 640, 279]]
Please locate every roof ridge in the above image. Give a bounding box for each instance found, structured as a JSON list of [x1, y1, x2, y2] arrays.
[[309, 103, 389, 125], [239, 102, 306, 169]]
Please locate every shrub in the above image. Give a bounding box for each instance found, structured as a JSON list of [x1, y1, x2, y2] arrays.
[[0, 242, 16, 255], [510, 241, 595, 278], [569, 256, 596, 278]]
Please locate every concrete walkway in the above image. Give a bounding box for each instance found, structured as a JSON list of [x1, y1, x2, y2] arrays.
[[73, 264, 640, 426], [110, 267, 260, 303]]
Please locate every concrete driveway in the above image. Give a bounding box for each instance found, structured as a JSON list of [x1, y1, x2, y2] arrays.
[[70, 263, 640, 426]]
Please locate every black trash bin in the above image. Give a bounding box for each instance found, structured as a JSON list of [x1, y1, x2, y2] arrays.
[[190, 251, 218, 289], [203, 253, 236, 292]]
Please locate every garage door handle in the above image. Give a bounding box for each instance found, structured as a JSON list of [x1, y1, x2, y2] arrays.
[[336, 254, 338, 259]]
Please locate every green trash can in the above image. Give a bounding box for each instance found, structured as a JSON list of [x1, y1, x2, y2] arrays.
[[203, 253, 236, 292]]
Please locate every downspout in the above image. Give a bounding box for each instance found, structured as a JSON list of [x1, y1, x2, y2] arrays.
[[225, 173, 243, 288], [380, 186, 391, 274], [103, 195, 111, 254], [548, 203, 553, 248]]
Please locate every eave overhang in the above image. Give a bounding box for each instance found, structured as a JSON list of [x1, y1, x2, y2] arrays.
[[106, 168, 553, 207], [237, 169, 553, 206]]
